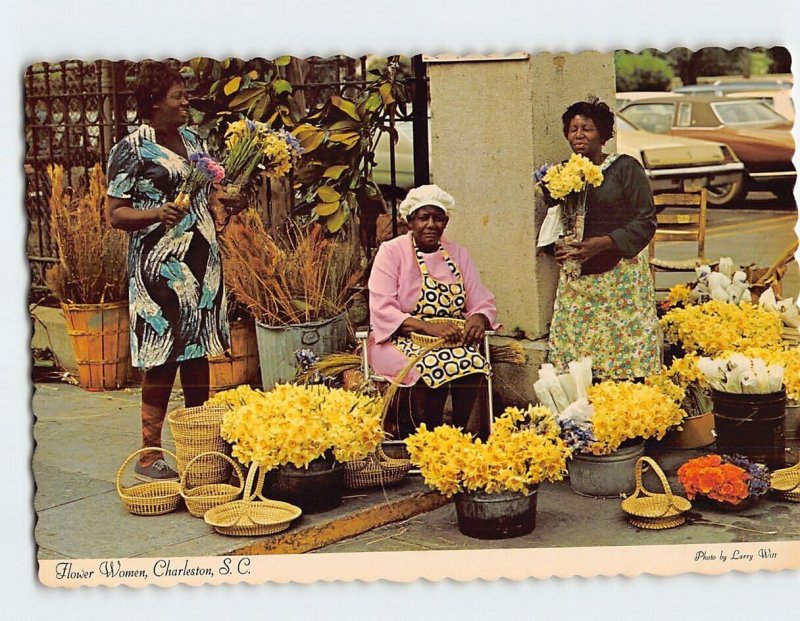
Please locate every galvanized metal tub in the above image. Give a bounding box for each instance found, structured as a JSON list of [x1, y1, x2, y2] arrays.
[[255, 312, 350, 390], [568, 441, 645, 498]]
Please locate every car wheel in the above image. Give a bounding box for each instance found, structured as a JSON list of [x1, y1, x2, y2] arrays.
[[706, 178, 747, 207]]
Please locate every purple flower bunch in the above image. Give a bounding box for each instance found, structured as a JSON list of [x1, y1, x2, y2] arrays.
[[294, 348, 341, 388], [557, 419, 595, 453], [725, 454, 771, 499], [532, 163, 552, 183], [275, 128, 305, 164], [189, 152, 226, 184]]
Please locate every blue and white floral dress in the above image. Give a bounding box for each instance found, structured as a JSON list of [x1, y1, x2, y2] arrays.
[[106, 123, 230, 369]]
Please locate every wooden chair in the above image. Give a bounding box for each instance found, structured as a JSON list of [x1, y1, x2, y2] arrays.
[[648, 189, 716, 293]]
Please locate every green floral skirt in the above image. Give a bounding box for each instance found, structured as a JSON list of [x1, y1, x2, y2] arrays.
[[548, 252, 660, 380]]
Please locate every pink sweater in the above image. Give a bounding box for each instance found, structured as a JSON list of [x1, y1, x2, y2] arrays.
[[367, 233, 499, 386]]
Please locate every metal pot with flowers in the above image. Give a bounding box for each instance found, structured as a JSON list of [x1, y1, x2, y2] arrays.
[[536, 359, 686, 498], [209, 383, 384, 513], [405, 405, 571, 539]]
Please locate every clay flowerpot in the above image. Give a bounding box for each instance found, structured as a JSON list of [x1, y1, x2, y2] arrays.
[[660, 412, 715, 449]]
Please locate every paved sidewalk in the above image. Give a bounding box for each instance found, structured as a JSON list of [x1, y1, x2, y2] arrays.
[[32, 380, 800, 560]]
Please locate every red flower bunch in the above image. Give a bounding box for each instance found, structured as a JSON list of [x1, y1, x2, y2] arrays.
[[677, 454, 750, 505]]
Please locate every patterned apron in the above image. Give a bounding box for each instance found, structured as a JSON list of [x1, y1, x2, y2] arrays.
[[393, 240, 489, 389]]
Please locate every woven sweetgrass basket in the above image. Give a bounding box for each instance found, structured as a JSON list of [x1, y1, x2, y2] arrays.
[[204, 464, 302, 536], [771, 461, 800, 502], [180, 451, 245, 518], [410, 317, 465, 348], [116, 448, 182, 516], [621, 456, 691, 529], [167, 404, 231, 486]]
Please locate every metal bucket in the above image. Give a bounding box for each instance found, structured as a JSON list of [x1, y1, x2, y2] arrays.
[[712, 388, 786, 469], [568, 441, 645, 498], [454, 488, 538, 539], [264, 458, 345, 514], [255, 312, 350, 390], [785, 401, 800, 441]]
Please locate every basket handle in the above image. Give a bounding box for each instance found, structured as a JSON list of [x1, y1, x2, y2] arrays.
[[633, 456, 676, 500], [379, 339, 443, 427], [116, 447, 179, 497], [239, 462, 264, 502], [179, 451, 244, 496]]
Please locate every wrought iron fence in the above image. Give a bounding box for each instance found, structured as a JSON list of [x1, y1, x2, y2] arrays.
[[23, 56, 430, 292]]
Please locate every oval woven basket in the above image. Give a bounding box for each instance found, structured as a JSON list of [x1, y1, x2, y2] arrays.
[[410, 317, 465, 348], [770, 461, 800, 502], [621, 456, 691, 528], [204, 464, 302, 537], [180, 451, 245, 518], [167, 404, 231, 486], [116, 448, 182, 516]]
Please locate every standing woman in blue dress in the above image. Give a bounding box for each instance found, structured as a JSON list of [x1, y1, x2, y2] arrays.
[[105, 60, 230, 481]]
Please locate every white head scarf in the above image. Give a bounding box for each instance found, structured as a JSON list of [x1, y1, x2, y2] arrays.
[[397, 184, 455, 221]]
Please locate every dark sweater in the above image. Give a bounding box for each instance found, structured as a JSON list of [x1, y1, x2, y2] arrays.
[[544, 154, 657, 275]]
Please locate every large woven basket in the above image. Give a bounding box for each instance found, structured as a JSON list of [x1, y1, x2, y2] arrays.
[[410, 317, 465, 348], [116, 448, 182, 516], [771, 461, 800, 502], [341, 341, 441, 490], [180, 451, 245, 518], [344, 445, 412, 490], [204, 464, 302, 536], [167, 405, 231, 486], [621, 456, 691, 529]]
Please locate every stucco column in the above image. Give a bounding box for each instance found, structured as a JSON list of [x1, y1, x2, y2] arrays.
[[426, 52, 615, 405]]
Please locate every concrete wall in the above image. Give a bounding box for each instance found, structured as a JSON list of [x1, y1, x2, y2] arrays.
[[427, 52, 615, 406]]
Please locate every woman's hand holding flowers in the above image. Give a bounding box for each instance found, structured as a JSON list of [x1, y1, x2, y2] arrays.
[[555, 235, 615, 264], [158, 201, 188, 227]]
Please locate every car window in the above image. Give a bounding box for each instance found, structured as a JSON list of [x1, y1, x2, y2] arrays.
[[677, 102, 692, 126], [620, 103, 674, 133], [711, 100, 788, 125]]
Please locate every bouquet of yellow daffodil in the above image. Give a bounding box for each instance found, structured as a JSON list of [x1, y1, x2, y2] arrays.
[[405, 405, 571, 497], [535, 153, 604, 280], [660, 300, 783, 357], [222, 119, 304, 192], [558, 381, 686, 456], [646, 353, 712, 418], [539, 153, 604, 202], [211, 383, 384, 469]]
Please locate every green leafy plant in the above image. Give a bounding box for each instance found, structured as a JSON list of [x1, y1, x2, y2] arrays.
[[187, 56, 407, 233]]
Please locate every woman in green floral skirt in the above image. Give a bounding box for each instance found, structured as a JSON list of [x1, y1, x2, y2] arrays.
[[543, 99, 660, 380]]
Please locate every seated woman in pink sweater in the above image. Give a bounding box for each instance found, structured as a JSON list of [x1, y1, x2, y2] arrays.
[[367, 185, 499, 440]]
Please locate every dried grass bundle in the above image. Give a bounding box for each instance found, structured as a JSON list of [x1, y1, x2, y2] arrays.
[[44, 164, 128, 304], [221, 211, 364, 326], [296, 352, 362, 384], [490, 342, 526, 365]]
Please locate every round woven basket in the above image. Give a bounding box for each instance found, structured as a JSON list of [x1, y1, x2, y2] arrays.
[[116, 448, 181, 516], [410, 317, 465, 348], [629, 515, 686, 530], [620, 456, 691, 523], [167, 405, 231, 485], [771, 461, 800, 502], [180, 451, 245, 518], [204, 464, 302, 536]]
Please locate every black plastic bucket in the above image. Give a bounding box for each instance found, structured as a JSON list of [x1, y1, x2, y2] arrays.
[[454, 489, 538, 539], [264, 458, 345, 514], [712, 388, 786, 469]]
